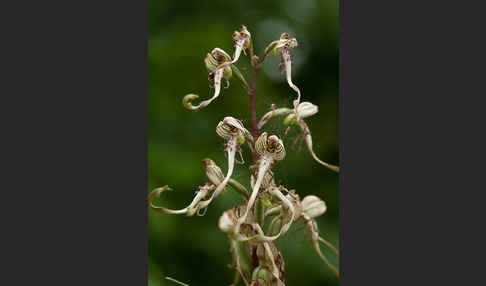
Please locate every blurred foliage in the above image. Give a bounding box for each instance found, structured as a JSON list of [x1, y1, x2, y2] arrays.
[[148, 0, 339, 285]]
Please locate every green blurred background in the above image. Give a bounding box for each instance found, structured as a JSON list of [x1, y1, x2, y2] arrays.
[[148, 1, 339, 285]]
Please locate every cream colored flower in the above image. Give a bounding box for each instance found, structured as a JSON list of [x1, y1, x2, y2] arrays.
[[301, 195, 327, 218]]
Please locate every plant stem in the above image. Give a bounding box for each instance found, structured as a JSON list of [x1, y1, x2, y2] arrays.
[[249, 45, 259, 164]]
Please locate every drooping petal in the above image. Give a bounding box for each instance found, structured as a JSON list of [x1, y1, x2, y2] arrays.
[[282, 49, 301, 107], [182, 68, 223, 110], [304, 133, 340, 173], [238, 154, 272, 224], [147, 185, 212, 216], [306, 219, 339, 277]]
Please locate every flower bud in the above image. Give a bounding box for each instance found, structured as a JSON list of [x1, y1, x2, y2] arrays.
[[296, 102, 318, 119], [202, 158, 224, 186], [301, 195, 327, 218], [218, 209, 236, 233]]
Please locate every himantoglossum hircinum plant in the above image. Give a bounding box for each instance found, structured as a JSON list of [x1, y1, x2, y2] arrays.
[[149, 25, 339, 286]]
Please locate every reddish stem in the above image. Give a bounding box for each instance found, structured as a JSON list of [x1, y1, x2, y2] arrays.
[[249, 51, 260, 164]]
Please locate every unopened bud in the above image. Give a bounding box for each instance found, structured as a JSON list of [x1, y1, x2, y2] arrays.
[[202, 158, 224, 186], [218, 209, 235, 233], [301, 195, 327, 218], [297, 102, 318, 118]]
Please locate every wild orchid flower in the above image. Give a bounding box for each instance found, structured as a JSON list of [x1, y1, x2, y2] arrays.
[[217, 25, 252, 71], [257, 102, 339, 173], [196, 117, 252, 213], [147, 184, 213, 216], [269, 33, 300, 108], [293, 195, 339, 277], [183, 48, 232, 110], [286, 102, 340, 173], [235, 132, 286, 234]]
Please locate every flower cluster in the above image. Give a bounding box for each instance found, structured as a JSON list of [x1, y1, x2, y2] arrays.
[[149, 25, 339, 285]]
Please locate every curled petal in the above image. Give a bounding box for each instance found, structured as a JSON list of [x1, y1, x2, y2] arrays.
[[147, 185, 212, 216], [282, 49, 301, 107], [255, 133, 286, 160], [182, 94, 200, 111], [216, 116, 252, 145], [306, 219, 339, 277], [235, 154, 273, 235], [246, 188, 295, 243], [255, 132, 268, 156], [182, 69, 223, 111], [205, 48, 232, 72], [305, 133, 340, 173], [267, 135, 286, 161]]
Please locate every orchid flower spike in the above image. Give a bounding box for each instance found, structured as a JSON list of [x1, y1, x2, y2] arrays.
[[272, 33, 300, 108], [196, 117, 251, 213], [147, 184, 213, 216], [236, 133, 286, 233], [183, 48, 232, 111]]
